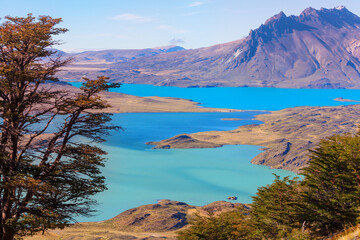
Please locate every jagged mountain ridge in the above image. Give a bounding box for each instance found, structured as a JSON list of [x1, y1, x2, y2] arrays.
[[59, 6, 360, 88], [222, 6, 360, 88]]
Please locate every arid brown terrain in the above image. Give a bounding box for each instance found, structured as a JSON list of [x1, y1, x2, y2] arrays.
[[148, 104, 360, 173], [26, 200, 246, 240], [51, 83, 239, 113]]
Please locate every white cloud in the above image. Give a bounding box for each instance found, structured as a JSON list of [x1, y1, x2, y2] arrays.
[[111, 13, 152, 22], [170, 38, 185, 45], [188, 1, 205, 7], [157, 25, 189, 34]]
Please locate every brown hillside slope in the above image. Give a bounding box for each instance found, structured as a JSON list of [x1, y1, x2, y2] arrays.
[[26, 200, 245, 240], [149, 104, 360, 173]]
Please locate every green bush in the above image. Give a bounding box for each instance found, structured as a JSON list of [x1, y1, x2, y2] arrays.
[[250, 175, 303, 239], [301, 133, 360, 236], [177, 208, 252, 240]]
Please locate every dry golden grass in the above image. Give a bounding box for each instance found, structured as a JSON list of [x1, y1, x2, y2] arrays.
[[25, 222, 178, 240], [99, 92, 240, 113], [43, 83, 239, 114], [328, 225, 360, 240], [26, 201, 243, 240], [136, 69, 180, 76]]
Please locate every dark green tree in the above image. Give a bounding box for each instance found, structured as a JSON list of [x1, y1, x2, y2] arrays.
[[301, 133, 360, 236], [177, 208, 252, 240], [250, 175, 304, 239], [0, 15, 119, 239]]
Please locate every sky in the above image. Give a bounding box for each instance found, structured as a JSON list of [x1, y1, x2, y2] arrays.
[[1, 0, 360, 52]]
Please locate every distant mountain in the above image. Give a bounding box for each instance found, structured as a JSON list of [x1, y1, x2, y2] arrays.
[[63, 45, 185, 63], [59, 7, 360, 88]]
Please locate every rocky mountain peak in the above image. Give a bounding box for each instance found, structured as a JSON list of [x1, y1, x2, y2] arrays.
[[249, 6, 360, 44], [250, 10, 310, 44], [300, 7, 318, 18], [264, 11, 287, 25], [299, 6, 360, 27]]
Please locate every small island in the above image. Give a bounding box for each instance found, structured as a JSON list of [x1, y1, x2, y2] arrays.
[[334, 97, 360, 102]]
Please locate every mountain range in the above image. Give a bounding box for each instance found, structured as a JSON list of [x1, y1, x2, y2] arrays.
[[58, 45, 184, 63], [58, 6, 360, 89]]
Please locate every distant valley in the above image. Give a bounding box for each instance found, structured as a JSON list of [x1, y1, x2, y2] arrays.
[[58, 6, 360, 89]]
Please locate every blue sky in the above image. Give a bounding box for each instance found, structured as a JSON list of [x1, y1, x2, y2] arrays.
[[2, 0, 359, 52]]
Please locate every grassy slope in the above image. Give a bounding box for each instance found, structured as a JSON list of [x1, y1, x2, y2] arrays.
[[329, 225, 360, 240]]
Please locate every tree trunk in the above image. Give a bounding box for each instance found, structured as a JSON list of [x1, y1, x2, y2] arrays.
[[1, 227, 15, 240]]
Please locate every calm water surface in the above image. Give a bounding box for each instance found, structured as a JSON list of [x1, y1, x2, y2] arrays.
[[71, 82, 360, 110], [78, 112, 295, 222], [72, 83, 360, 222]]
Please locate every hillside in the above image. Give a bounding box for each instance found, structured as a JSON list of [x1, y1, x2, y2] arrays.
[[26, 200, 246, 240], [59, 7, 360, 89], [148, 104, 360, 172]]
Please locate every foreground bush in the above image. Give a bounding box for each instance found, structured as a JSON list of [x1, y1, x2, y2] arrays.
[[251, 176, 304, 239], [302, 133, 360, 236], [177, 208, 252, 240]]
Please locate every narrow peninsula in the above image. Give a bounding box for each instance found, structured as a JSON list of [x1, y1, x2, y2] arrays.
[[148, 104, 360, 173]]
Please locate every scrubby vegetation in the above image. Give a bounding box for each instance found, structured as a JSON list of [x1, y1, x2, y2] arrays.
[[178, 132, 360, 239], [177, 208, 252, 240]]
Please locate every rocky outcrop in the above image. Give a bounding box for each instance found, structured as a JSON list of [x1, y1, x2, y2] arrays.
[[106, 200, 192, 232], [147, 134, 223, 149], [104, 200, 246, 232], [227, 196, 238, 200], [251, 140, 317, 170]]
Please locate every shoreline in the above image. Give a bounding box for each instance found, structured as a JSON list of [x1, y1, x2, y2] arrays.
[[48, 83, 360, 173], [52, 83, 244, 113], [99, 91, 243, 113], [148, 104, 360, 173], [98, 85, 360, 173]]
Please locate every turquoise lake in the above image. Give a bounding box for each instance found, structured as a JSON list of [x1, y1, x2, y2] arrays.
[[71, 82, 360, 110], [73, 83, 360, 222]]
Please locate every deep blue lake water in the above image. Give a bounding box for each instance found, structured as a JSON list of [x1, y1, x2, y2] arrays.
[[71, 82, 360, 110], [71, 83, 360, 222]]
